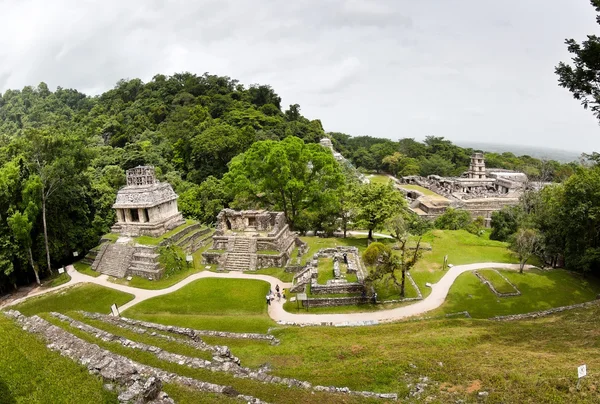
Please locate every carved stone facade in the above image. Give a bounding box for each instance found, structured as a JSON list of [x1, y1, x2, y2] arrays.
[[111, 166, 185, 237], [204, 209, 300, 271]]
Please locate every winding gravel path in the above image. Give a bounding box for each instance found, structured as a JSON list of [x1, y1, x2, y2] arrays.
[[4, 262, 534, 325]]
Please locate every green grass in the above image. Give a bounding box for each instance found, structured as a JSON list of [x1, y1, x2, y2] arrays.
[[123, 278, 275, 333], [367, 174, 393, 185], [73, 261, 100, 277], [101, 232, 119, 242], [133, 219, 198, 245], [42, 271, 71, 288], [43, 315, 367, 404], [398, 184, 448, 199], [253, 267, 295, 282], [12, 284, 135, 316], [410, 229, 520, 297], [111, 264, 202, 290], [478, 269, 518, 294], [431, 268, 600, 318], [67, 311, 212, 361], [0, 315, 118, 403], [317, 257, 335, 284]]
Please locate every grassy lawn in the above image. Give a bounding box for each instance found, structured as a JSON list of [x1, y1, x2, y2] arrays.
[[12, 284, 135, 316], [111, 264, 203, 290], [367, 174, 393, 185], [133, 219, 198, 245], [123, 278, 275, 334], [73, 261, 100, 277], [431, 268, 600, 318], [317, 257, 335, 284], [253, 267, 295, 282], [409, 229, 521, 297], [0, 315, 118, 403], [398, 184, 448, 199], [42, 271, 71, 288], [478, 269, 518, 294]]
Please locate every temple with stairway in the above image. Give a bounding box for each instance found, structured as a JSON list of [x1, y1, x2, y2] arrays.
[[202, 209, 301, 272], [86, 166, 213, 280]]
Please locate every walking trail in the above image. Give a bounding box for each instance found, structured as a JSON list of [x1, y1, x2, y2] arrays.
[[4, 262, 534, 325]]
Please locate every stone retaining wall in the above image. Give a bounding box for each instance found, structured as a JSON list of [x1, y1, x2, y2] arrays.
[[309, 282, 364, 295], [490, 300, 600, 321], [474, 269, 521, 297], [107, 315, 280, 345], [4, 310, 261, 403], [301, 296, 371, 307]]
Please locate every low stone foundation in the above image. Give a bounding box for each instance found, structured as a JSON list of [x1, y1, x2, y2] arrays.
[[301, 296, 371, 307]]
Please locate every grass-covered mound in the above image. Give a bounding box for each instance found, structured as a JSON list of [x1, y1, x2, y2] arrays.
[[12, 284, 135, 316], [123, 278, 273, 333], [0, 315, 117, 403]]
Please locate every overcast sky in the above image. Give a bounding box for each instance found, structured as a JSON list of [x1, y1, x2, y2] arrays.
[[1, 0, 599, 152]]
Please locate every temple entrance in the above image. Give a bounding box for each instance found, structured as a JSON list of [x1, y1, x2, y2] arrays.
[[248, 216, 256, 228], [131, 209, 140, 222], [226, 219, 232, 230], [143, 208, 150, 222]]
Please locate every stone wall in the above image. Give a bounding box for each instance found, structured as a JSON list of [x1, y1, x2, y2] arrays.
[[301, 296, 371, 307], [310, 282, 365, 295], [202, 252, 224, 266], [490, 300, 600, 321], [3, 311, 253, 403]]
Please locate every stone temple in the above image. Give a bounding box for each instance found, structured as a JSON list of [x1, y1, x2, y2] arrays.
[[398, 153, 534, 226], [111, 166, 185, 237], [202, 209, 302, 271]]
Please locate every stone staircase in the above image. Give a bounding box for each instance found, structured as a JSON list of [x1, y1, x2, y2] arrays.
[[128, 245, 160, 276], [224, 238, 255, 271], [96, 243, 135, 278]]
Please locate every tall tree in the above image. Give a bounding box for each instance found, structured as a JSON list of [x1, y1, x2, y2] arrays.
[[224, 136, 344, 228], [354, 182, 405, 240]]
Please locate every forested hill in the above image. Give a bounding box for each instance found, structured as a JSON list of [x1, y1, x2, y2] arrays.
[[0, 72, 585, 291]]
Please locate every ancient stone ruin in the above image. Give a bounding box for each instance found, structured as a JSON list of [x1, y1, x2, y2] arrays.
[[202, 209, 302, 271], [397, 153, 543, 226], [111, 166, 185, 237], [89, 166, 211, 280]]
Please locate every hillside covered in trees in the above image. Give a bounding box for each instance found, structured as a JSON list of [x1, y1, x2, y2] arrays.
[[0, 73, 593, 292]]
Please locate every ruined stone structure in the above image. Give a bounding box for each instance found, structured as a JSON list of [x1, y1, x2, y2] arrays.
[[320, 138, 369, 184], [203, 209, 300, 271], [88, 167, 212, 279], [111, 166, 185, 237], [398, 153, 531, 226]]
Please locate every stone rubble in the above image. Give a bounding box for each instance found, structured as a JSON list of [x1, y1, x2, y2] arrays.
[[47, 312, 397, 400], [80, 311, 240, 365], [102, 314, 280, 345], [4, 310, 266, 403]]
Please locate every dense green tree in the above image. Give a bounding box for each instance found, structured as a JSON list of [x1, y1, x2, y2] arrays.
[[434, 208, 472, 230], [490, 206, 523, 241], [353, 182, 405, 240], [224, 136, 344, 229]]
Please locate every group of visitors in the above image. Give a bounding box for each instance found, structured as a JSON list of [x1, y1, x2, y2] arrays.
[[266, 284, 285, 306]]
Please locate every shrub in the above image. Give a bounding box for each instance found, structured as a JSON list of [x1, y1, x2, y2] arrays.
[[158, 244, 186, 278]]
